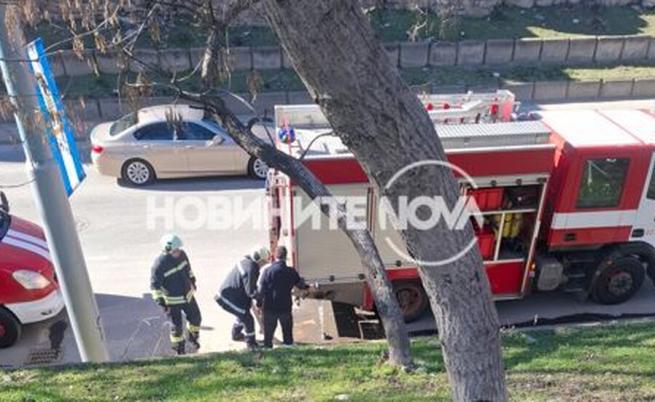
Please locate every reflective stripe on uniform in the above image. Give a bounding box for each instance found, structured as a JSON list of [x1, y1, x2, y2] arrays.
[[170, 335, 184, 343], [159, 289, 194, 306], [219, 296, 246, 315], [244, 331, 256, 337], [151, 289, 164, 299], [187, 324, 201, 332], [163, 261, 188, 277]]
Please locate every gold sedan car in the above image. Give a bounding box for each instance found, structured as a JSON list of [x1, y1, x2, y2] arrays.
[[90, 104, 269, 186]]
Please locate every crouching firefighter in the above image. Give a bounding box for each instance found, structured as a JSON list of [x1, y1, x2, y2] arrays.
[[151, 234, 202, 355], [216, 247, 270, 349]]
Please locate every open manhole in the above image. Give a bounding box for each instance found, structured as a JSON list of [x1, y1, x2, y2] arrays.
[[24, 348, 62, 366]]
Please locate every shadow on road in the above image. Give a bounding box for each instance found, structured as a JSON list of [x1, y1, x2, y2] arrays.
[[116, 175, 265, 192]]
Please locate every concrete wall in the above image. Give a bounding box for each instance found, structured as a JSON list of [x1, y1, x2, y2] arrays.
[[1, 78, 654, 140], [54, 35, 655, 78]]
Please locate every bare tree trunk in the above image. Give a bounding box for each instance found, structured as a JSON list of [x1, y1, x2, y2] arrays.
[[260, 1, 507, 400], [179, 92, 412, 367]]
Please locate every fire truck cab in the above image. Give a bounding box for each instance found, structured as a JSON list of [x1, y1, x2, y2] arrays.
[[0, 192, 64, 347], [267, 97, 655, 321]]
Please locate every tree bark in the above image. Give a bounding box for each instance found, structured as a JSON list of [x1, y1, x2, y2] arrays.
[[179, 92, 413, 367], [261, 1, 507, 400]]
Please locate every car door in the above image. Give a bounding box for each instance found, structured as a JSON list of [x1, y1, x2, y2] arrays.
[[132, 123, 188, 174], [178, 122, 239, 174]]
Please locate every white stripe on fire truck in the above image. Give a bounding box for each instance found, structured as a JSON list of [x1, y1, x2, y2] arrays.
[[3, 236, 52, 262], [6, 229, 49, 249], [551, 210, 637, 230]]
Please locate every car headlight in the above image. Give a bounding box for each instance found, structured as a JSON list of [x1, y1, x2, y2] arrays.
[[12, 270, 51, 290]]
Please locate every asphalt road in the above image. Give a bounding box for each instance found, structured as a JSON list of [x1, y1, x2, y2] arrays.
[[1, 98, 655, 368]]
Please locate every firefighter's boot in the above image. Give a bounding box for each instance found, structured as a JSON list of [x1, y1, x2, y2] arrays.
[[172, 342, 185, 355], [188, 332, 200, 350]]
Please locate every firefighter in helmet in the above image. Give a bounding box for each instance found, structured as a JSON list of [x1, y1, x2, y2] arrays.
[[151, 234, 202, 355], [216, 247, 271, 349]]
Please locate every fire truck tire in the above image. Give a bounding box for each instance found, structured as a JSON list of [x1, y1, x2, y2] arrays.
[[393, 280, 429, 323], [0, 307, 21, 348], [591, 257, 645, 305]]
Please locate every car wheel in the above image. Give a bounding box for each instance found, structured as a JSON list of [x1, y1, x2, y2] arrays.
[[592, 256, 645, 305], [0, 308, 21, 348], [248, 157, 269, 180], [122, 159, 155, 186], [393, 280, 429, 323]]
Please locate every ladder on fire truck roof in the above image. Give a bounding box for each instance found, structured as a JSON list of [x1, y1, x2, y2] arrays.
[[275, 118, 551, 159], [274, 90, 517, 131]]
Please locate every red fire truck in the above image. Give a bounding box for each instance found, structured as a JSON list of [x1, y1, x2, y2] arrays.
[[267, 97, 655, 321], [0, 192, 64, 347]]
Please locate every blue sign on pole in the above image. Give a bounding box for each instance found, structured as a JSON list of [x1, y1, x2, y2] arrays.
[[26, 38, 85, 196]]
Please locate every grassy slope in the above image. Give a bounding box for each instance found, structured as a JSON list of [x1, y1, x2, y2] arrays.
[[31, 6, 655, 49], [2, 323, 655, 402]]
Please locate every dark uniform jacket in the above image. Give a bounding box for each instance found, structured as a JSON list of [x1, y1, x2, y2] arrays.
[[150, 251, 196, 306], [218, 256, 260, 310], [257, 260, 307, 313]]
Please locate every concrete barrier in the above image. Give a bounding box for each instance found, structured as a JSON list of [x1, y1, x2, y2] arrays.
[[385, 43, 400, 66], [500, 82, 534, 100], [540, 39, 569, 63], [631, 78, 655, 98], [229, 47, 253, 71], [159, 48, 191, 73], [252, 46, 281, 70], [566, 37, 596, 64], [97, 97, 127, 120], [621, 36, 650, 61], [400, 42, 429, 68], [282, 48, 294, 69], [594, 36, 625, 64], [48, 50, 68, 77], [61, 49, 95, 76], [188, 48, 205, 69], [457, 40, 485, 65], [431, 85, 467, 94], [129, 49, 159, 73], [533, 80, 568, 100], [484, 39, 514, 65], [647, 37, 655, 61], [429, 41, 457, 66], [64, 98, 101, 122], [95, 50, 125, 74], [252, 91, 288, 115], [600, 79, 634, 98], [566, 80, 601, 99], [512, 38, 542, 64]]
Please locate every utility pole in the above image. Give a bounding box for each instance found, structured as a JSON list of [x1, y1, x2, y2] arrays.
[[0, 5, 108, 362]]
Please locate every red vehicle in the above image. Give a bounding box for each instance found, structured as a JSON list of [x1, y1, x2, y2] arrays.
[[0, 192, 64, 347], [268, 103, 655, 321]]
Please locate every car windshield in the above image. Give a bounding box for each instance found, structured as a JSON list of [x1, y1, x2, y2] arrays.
[[110, 112, 137, 136]]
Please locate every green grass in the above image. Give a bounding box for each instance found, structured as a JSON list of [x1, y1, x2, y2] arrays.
[[52, 63, 655, 100], [29, 6, 655, 51], [2, 322, 655, 401]]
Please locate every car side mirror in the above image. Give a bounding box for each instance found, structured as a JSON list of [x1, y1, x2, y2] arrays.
[[211, 135, 225, 146], [0, 191, 9, 213]]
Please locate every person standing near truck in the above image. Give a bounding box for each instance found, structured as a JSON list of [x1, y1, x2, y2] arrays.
[[216, 247, 270, 349], [257, 246, 309, 348], [150, 234, 202, 355]]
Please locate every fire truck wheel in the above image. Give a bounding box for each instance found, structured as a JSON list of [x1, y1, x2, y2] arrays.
[[0, 307, 21, 348], [393, 280, 429, 323], [591, 257, 645, 305]]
